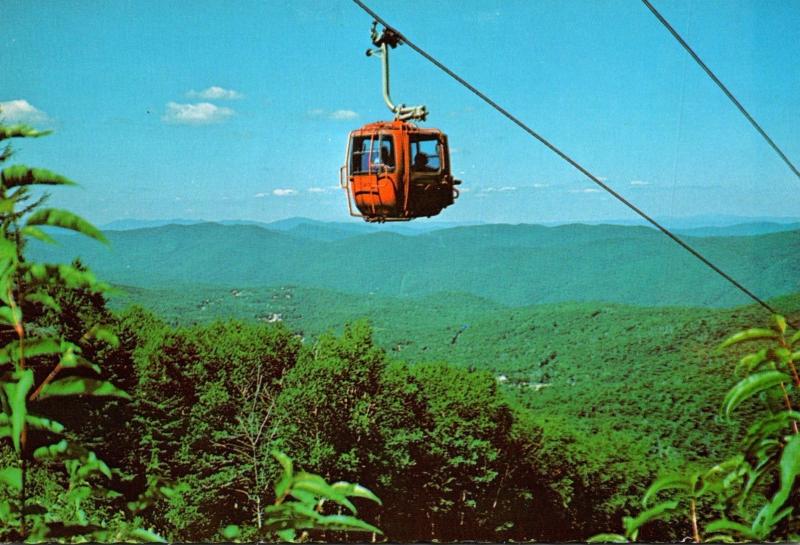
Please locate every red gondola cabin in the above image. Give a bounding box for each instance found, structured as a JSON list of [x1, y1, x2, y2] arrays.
[[340, 120, 460, 222]]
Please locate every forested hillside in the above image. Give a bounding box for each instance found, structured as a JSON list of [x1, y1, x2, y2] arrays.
[[31, 222, 800, 307], [107, 280, 800, 534]]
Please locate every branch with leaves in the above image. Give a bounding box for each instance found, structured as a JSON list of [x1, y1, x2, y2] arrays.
[[591, 314, 800, 543], [222, 450, 382, 542], [0, 119, 168, 542]]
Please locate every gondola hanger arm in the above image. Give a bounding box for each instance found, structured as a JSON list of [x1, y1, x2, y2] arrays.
[[366, 21, 428, 122]]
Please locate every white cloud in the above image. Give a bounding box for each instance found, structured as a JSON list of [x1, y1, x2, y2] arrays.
[[273, 188, 298, 197], [481, 186, 517, 193], [531, 183, 550, 188], [162, 102, 234, 125], [459, 187, 472, 193], [254, 192, 268, 198], [630, 180, 650, 186], [329, 109, 359, 120], [307, 187, 327, 193], [569, 188, 602, 194], [0, 99, 49, 124], [308, 108, 359, 120], [187, 86, 243, 100]]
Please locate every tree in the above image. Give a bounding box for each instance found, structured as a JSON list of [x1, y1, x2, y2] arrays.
[[0, 118, 163, 541], [593, 315, 800, 542]]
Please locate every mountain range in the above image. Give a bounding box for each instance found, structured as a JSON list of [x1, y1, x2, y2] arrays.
[[32, 220, 800, 308]]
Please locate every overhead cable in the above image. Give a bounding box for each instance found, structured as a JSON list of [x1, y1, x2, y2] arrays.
[[350, 0, 785, 318], [642, 0, 800, 182]]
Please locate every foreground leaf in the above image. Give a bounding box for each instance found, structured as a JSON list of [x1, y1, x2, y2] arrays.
[[0, 467, 21, 492], [332, 481, 382, 505], [37, 376, 131, 400], [720, 328, 779, 349], [26, 414, 65, 434], [0, 125, 52, 141], [314, 514, 382, 534], [33, 439, 69, 460], [642, 475, 693, 506], [705, 519, 757, 541], [587, 533, 629, 543], [623, 500, 679, 540], [722, 371, 791, 417], [26, 208, 107, 243], [770, 433, 800, 510], [2, 369, 34, 452], [20, 225, 56, 244], [0, 165, 75, 189]]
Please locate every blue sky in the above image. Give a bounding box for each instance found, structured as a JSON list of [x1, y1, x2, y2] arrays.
[[3, 0, 798, 225]]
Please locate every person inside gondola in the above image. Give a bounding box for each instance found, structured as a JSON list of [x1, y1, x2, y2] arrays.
[[414, 152, 435, 172], [380, 144, 394, 169]]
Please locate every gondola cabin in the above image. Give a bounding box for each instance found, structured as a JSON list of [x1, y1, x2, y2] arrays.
[[340, 120, 460, 222]]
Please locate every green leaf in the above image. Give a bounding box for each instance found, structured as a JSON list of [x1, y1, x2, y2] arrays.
[[25, 208, 107, 244], [735, 348, 769, 377], [272, 450, 294, 497], [265, 502, 323, 529], [773, 315, 787, 334], [642, 475, 692, 506], [0, 337, 62, 365], [126, 528, 168, 543], [332, 481, 382, 505], [24, 291, 60, 312], [752, 501, 792, 539], [222, 525, 240, 540], [26, 414, 64, 434], [0, 467, 21, 492], [770, 433, 800, 509], [20, 226, 55, 244], [91, 325, 119, 348], [742, 411, 800, 457], [314, 514, 382, 534], [587, 533, 629, 543], [37, 376, 131, 400], [720, 328, 779, 350], [293, 473, 357, 513], [703, 535, 736, 543], [75, 451, 112, 480], [790, 330, 800, 347], [0, 306, 21, 328], [0, 125, 51, 141], [57, 344, 101, 374], [21, 337, 62, 360], [2, 369, 34, 452], [32, 439, 69, 460], [287, 488, 318, 506], [623, 500, 679, 540], [0, 238, 17, 261], [0, 165, 75, 189], [722, 371, 791, 417], [276, 529, 295, 542], [272, 450, 293, 477], [705, 519, 757, 540]]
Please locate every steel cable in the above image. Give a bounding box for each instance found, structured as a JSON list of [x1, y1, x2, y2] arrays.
[[642, 0, 800, 182], [351, 0, 788, 319]]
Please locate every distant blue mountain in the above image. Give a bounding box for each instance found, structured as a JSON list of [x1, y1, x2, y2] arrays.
[[102, 215, 800, 238], [37, 220, 800, 308], [101, 216, 485, 239]]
